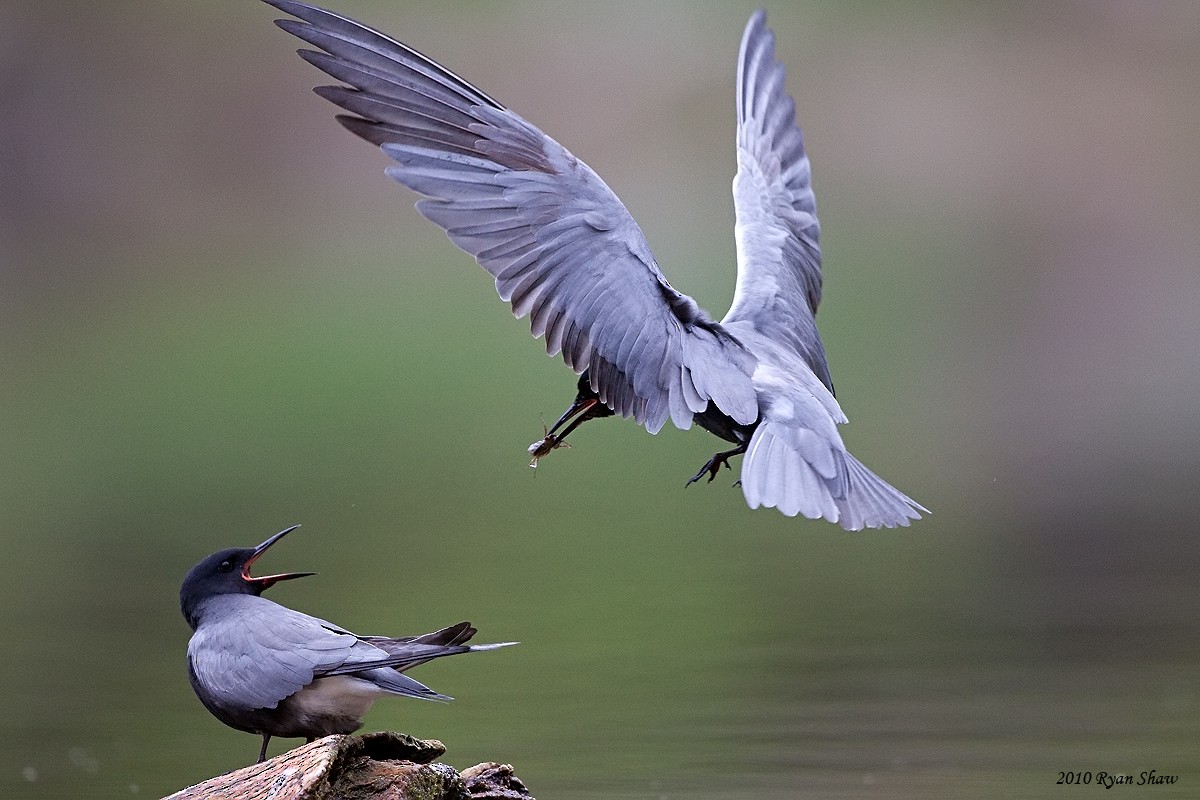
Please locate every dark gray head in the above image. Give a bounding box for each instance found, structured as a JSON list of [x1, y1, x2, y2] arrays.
[[180, 525, 314, 630]]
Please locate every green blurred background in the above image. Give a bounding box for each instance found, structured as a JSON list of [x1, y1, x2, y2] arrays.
[[3, 1, 1198, 798]]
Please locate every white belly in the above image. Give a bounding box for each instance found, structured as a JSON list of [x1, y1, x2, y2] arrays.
[[275, 675, 384, 736]]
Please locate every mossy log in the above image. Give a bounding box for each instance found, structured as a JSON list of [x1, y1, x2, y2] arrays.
[[162, 731, 534, 800]]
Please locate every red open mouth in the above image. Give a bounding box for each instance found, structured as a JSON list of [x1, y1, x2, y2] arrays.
[[243, 524, 316, 588]]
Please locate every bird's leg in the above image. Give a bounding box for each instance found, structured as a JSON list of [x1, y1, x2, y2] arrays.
[[686, 442, 748, 486], [257, 734, 271, 764]]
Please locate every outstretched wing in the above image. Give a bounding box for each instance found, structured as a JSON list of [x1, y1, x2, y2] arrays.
[[265, 0, 758, 433], [187, 597, 451, 711], [724, 10, 833, 392]]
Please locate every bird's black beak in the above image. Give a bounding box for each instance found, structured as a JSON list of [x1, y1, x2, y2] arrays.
[[546, 395, 601, 441], [243, 524, 316, 589]]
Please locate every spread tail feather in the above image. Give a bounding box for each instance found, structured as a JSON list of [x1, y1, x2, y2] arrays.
[[741, 421, 926, 530]]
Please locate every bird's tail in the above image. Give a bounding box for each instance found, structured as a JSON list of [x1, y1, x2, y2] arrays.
[[360, 628, 518, 701], [361, 623, 519, 675], [408, 621, 477, 647], [365, 668, 455, 702], [740, 420, 926, 530], [366, 622, 518, 651]]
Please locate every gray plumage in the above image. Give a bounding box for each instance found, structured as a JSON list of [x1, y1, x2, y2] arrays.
[[263, 1, 927, 529], [181, 525, 515, 763]]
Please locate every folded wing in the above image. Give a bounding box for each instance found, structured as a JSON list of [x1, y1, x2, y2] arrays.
[[188, 600, 464, 710]]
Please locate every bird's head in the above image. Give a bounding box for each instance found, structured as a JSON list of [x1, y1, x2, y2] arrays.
[[180, 524, 314, 629]]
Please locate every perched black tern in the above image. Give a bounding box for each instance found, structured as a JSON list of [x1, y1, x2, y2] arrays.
[[264, 1, 927, 529], [180, 525, 516, 763]]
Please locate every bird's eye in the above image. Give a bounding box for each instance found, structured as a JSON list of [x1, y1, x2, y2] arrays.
[[218, 560, 234, 573]]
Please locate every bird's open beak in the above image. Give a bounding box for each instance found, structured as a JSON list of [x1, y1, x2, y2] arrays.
[[546, 396, 600, 440], [243, 524, 316, 588]]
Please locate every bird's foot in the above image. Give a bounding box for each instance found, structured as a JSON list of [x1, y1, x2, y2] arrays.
[[686, 454, 731, 486], [686, 444, 747, 487], [257, 734, 272, 763]]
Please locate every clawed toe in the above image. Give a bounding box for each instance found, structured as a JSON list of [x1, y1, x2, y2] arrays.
[[686, 457, 727, 486], [686, 443, 747, 488]]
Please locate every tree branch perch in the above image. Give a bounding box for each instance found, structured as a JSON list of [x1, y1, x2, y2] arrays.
[[163, 732, 534, 800]]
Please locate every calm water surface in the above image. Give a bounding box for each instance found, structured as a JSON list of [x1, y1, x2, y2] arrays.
[[3, 552, 1195, 799]]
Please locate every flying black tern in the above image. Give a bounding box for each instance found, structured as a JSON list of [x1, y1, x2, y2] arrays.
[[263, 1, 927, 529], [180, 525, 516, 763]]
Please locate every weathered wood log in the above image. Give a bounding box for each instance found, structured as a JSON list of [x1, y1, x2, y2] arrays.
[[163, 731, 534, 800]]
